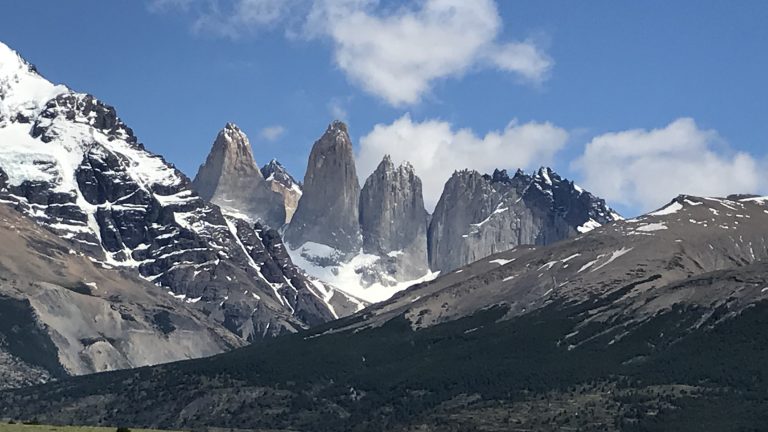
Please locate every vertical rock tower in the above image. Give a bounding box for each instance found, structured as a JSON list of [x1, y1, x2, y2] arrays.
[[285, 121, 362, 257], [360, 155, 429, 280], [192, 123, 286, 228]]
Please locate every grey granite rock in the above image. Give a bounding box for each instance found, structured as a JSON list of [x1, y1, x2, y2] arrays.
[[360, 155, 429, 281], [284, 121, 362, 257], [192, 123, 286, 228], [261, 159, 302, 224], [0, 42, 342, 353], [428, 167, 620, 272]]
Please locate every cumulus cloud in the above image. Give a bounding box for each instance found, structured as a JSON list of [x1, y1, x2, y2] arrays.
[[573, 118, 763, 214], [357, 114, 568, 210], [259, 125, 286, 141], [307, 0, 551, 106], [149, 0, 552, 106]]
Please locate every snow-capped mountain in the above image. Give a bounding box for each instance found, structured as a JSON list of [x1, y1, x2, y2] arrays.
[[0, 41, 351, 347]]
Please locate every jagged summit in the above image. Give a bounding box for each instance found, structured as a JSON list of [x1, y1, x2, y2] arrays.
[[192, 123, 285, 227], [360, 154, 430, 281], [0, 43, 346, 374], [327, 119, 348, 135], [261, 158, 300, 188], [0, 42, 67, 126], [203, 123, 260, 175], [261, 159, 302, 224], [428, 166, 621, 272]]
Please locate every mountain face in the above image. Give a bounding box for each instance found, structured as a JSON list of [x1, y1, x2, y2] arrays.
[[285, 148, 434, 304], [6, 195, 768, 430], [261, 159, 302, 224], [284, 121, 362, 258], [359, 155, 429, 281], [0, 204, 242, 390], [0, 42, 344, 355], [192, 123, 286, 228], [274, 124, 614, 304], [428, 167, 621, 272]]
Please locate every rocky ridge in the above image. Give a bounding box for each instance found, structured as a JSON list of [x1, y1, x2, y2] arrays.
[[5, 195, 768, 430], [0, 203, 243, 390], [281, 132, 618, 302], [428, 167, 621, 272], [0, 42, 354, 349], [261, 159, 302, 224]]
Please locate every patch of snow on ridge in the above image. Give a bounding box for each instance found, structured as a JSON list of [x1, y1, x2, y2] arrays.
[[635, 223, 667, 232], [649, 201, 683, 216], [578, 257, 601, 273], [489, 258, 514, 266], [592, 247, 633, 272], [288, 242, 438, 304], [577, 219, 601, 233], [741, 196, 768, 204]]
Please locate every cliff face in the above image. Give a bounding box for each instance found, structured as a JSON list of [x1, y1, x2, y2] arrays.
[[428, 168, 620, 272], [192, 123, 286, 228], [360, 155, 429, 280], [284, 121, 362, 258], [261, 159, 302, 224], [0, 41, 342, 349]]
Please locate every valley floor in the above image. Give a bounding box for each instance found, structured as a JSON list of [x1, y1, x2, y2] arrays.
[[0, 425, 180, 432]]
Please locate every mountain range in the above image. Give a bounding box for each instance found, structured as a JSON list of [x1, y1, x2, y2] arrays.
[[0, 40, 616, 385], [0, 41, 365, 384], [194, 118, 621, 303], [4, 194, 768, 430], [3, 40, 767, 430]]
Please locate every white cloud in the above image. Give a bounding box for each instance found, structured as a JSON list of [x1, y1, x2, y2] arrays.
[[573, 118, 763, 214], [486, 41, 552, 82], [357, 114, 568, 210], [259, 125, 286, 141], [191, 0, 295, 38], [308, 0, 552, 106], [149, 0, 552, 106]]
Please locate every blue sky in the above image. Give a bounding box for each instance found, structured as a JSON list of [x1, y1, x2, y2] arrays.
[[1, 1, 766, 216]]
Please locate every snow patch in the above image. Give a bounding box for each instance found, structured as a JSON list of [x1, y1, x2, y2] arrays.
[[577, 219, 601, 233], [288, 242, 438, 304], [592, 247, 633, 272], [635, 223, 667, 232], [649, 201, 683, 216]]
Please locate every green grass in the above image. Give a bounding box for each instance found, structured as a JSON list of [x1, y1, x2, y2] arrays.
[[0, 424, 180, 432]]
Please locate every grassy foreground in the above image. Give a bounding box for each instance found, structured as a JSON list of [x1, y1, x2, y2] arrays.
[[0, 425, 179, 432]]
